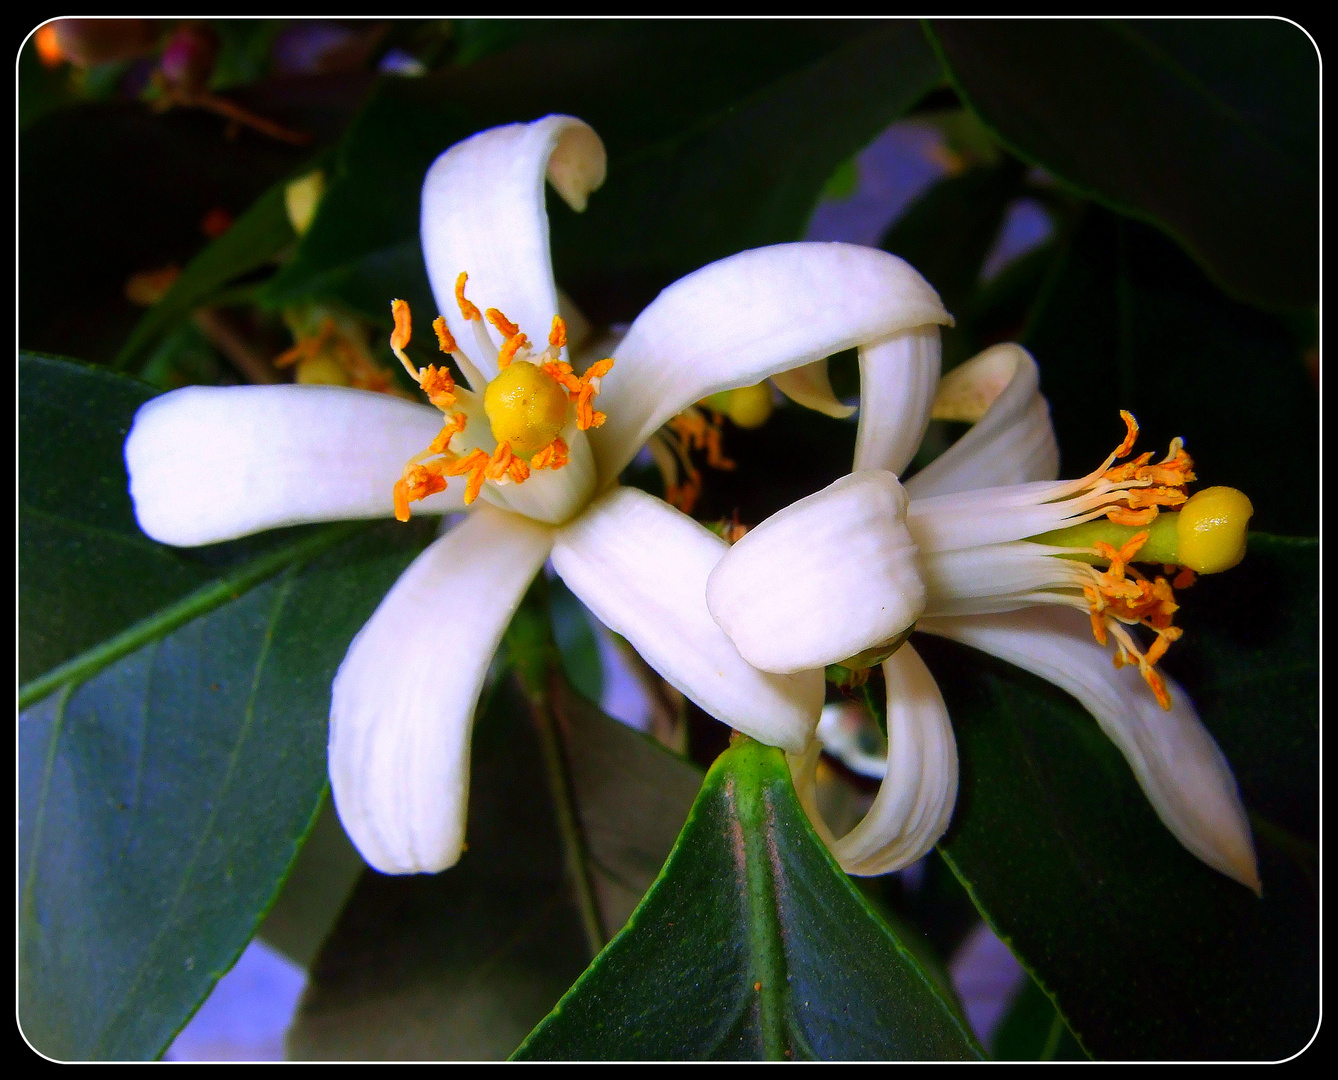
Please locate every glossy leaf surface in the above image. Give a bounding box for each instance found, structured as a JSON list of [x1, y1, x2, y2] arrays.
[[19, 355, 437, 1058], [19, 520, 433, 1060], [928, 535, 1317, 1059], [928, 19, 1318, 309], [288, 667, 703, 1059], [517, 738, 982, 1061]]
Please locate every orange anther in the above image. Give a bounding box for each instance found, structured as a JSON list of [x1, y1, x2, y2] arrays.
[[419, 365, 457, 410], [531, 436, 569, 471], [497, 333, 529, 369], [486, 308, 520, 339], [390, 299, 412, 351], [549, 316, 567, 350], [432, 316, 459, 354], [455, 273, 481, 321], [1172, 566, 1197, 590], [1115, 410, 1139, 458], [392, 479, 411, 522]]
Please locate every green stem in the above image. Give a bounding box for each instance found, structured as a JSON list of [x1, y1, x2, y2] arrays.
[[18, 522, 362, 710], [524, 672, 606, 960]]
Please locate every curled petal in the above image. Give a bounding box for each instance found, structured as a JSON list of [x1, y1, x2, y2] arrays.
[[329, 506, 553, 874], [906, 343, 1060, 499], [771, 358, 856, 419], [421, 116, 605, 381], [707, 471, 925, 674], [592, 243, 951, 485], [791, 645, 957, 877], [851, 326, 942, 476], [125, 385, 461, 547], [552, 486, 822, 752], [921, 607, 1260, 892]]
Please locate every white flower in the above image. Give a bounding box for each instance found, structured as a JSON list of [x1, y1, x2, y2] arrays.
[[707, 342, 1260, 891], [124, 115, 954, 875]]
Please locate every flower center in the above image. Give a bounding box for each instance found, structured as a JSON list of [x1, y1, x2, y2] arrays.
[[385, 273, 613, 520]]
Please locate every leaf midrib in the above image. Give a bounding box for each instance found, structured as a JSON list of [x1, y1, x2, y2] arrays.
[[18, 522, 363, 710]]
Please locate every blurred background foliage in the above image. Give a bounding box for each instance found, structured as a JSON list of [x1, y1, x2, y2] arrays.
[[19, 18, 1317, 1062]]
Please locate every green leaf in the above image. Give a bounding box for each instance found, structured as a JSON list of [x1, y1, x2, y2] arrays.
[[550, 21, 945, 321], [19, 518, 435, 1060], [20, 353, 283, 688], [261, 21, 943, 325], [19, 352, 441, 1057], [927, 20, 1317, 309], [516, 737, 982, 1061], [929, 534, 1317, 1059], [990, 977, 1087, 1061], [287, 665, 703, 1059], [1021, 209, 1318, 537]]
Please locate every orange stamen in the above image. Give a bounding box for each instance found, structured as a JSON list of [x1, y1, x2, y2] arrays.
[[486, 308, 520, 339], [455, 273, 481, 321], [497, 333, 529, 370], [432, 316, 458, 354], [1115, 410, 1139, 457], [549, 316, 567, 350], [530, 436, 569, 471], [390, 299, 412, 352], [419, 365, 457, 410]]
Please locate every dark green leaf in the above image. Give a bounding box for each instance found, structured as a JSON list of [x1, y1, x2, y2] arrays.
[[19, 353, 300, 688], [928, 534, 1317, 1059], [261, 21, 942, 325], [1023, 208, 1318, 537], [288, 666, 703, 1059], [285, 677, 593, 1061], [990, 977, 1086, 1061], [516, 737, 981, 1061], [927, 20, 1317, 309], [19, 519, 435, 1060], [551, 21, 945, 321]]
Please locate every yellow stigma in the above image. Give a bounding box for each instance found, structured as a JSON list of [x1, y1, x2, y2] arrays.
[[483, 360, 571, 457], [1176, 486, 1252, 574]]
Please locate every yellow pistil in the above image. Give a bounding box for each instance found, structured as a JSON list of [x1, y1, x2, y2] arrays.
[[484, 361, 571, 456], [386, 289, 613, 519]]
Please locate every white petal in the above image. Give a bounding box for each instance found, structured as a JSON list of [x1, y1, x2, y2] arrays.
[[921, 607, 1260, 891], [921, 542, 1086, 618], [770, 358, 856, 419], [832, 645, 958, 876], [908, 481, 1092, 554], [851, 326, 942, 475], [552, 486, 822, 752], [421, 116, 605, 381], [125, 385, 462, 547], [329, 505, 554, 874], [906, 343, 1060, 499], [707, 472, 925, 674], [591, 243, 951, 484]]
